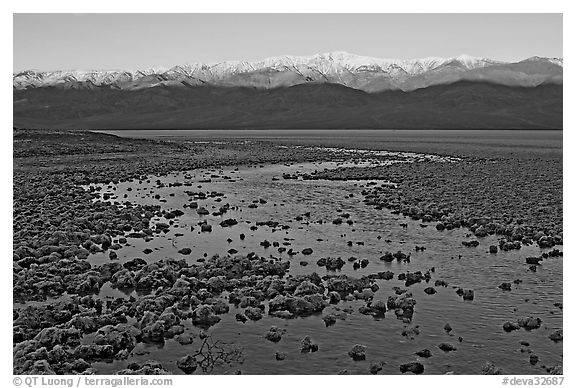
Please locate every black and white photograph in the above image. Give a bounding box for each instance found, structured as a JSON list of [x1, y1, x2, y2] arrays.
[[8, 5, 570, 384]]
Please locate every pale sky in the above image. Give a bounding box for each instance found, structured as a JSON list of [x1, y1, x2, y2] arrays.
[[13, 13, 563, 71]]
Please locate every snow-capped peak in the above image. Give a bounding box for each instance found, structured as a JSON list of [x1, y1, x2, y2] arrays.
[[450, 54, 497, 69]]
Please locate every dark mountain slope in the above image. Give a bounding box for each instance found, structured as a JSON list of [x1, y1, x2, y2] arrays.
[[13, 81, 562, 130]]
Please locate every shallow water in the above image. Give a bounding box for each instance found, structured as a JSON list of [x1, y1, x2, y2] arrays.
[[80, 150, 562, 375]]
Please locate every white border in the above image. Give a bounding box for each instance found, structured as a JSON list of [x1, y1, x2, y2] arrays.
[[3, 3, 571, 387]]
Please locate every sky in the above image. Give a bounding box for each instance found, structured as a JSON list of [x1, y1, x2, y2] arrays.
[[13, 13, 563, 71]]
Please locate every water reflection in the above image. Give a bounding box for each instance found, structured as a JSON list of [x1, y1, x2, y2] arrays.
[[80, 155, 562, 375]]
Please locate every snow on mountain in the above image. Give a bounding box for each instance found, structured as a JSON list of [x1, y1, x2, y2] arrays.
[[549, 58, 563, 67], [13, 51, 563, 92], [522, 56, 563, 67]]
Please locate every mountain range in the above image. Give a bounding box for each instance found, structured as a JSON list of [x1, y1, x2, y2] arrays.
[[13, 51, 563, 92], [13, 52, 563, 130]]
